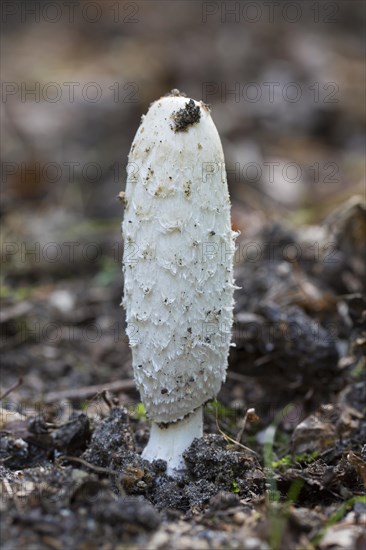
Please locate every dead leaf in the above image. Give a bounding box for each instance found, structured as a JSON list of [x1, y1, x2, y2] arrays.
[[347, 452, 366, 488]]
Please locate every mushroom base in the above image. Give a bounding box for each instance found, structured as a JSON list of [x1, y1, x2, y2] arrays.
[[142, 407, 203, 475]]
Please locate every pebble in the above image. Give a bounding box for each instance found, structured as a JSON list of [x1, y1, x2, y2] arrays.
[[233, 511, 247, 525]]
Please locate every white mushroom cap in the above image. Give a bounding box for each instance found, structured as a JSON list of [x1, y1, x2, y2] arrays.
[[122, 93, 235, 425]]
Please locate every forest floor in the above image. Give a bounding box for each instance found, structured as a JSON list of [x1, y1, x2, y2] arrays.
[[1, 199, 365, 550]]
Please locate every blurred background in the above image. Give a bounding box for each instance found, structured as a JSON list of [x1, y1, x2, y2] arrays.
[[1, 1, 365, 419]]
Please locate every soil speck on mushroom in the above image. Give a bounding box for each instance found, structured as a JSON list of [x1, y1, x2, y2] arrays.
[[172, 99, 201, 132]]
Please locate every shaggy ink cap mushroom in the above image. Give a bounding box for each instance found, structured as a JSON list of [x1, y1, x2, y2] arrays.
[[122, 92, 236, 474]]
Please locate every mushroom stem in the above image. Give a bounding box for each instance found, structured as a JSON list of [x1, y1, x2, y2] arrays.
[[142, 407, 203, 475]]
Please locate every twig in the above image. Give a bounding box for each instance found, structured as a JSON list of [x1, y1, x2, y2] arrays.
[[56, 455, 120, 476], [56, 455, 126, 496], [0, 378, 23, 401], [235, 408, 258, 447], [43, 379, 136, 403], [213, 407, 258, 457], [100, 390, 115, 410]]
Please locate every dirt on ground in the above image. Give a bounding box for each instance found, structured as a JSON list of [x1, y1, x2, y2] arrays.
[[1, 198, 365, 550]]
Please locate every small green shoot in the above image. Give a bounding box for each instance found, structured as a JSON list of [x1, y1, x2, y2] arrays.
[[268, 478, 304, 550], [271, 451, 320, 469], [262, 406, 308, 550], [131, 402, 147, 421]]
